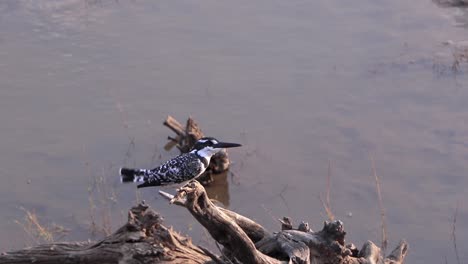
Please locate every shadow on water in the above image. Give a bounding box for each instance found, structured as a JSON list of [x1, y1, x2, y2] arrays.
[[204, 171, 231, 208]]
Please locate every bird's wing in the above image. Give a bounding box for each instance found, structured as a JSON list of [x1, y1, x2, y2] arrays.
[[138, 153, 202, 187]]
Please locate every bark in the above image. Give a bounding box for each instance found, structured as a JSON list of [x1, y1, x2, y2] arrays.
[[0, 202, 211, 264], [162, 180, 409, 264], [1, 185, 409, 264]]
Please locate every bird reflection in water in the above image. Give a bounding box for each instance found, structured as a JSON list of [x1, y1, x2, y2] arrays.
[[203, 170, 230, 208]]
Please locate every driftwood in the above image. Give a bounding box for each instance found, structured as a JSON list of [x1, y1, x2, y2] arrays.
[[163, 116, 231, 184], [160, 180, 409, 264], [0, 202, 212, 264], [0, 183, 408, 264]]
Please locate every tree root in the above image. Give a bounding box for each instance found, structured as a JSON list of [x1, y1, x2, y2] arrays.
[[1, 182, 408, 264], [164, 180, 409, 264]]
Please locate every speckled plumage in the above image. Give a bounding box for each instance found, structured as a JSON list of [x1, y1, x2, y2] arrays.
[[123, 152, 207, 188], [120, 137, 241, 188]]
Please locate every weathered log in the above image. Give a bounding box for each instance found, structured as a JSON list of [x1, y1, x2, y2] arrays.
[[169, 181, 281, 264], [163, 116, 232, 184], [0, 202, 212, 264], [1, 185, 408, 264], [163, 180, 409, 264], [159, 189, 270, 245]]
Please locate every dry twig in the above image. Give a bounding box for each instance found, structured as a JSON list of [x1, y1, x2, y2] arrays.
[[371, 155, 388, 254]]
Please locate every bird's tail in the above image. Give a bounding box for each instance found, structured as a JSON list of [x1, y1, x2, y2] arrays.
[[119, 167, 146, 183]]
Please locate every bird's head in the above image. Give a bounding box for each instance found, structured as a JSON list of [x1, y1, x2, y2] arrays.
[[190, 137, 242, 159]]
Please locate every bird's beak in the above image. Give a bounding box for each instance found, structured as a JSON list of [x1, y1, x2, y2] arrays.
[[214, 142, 242, 149]]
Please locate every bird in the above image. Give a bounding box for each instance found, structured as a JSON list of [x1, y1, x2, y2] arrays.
[[120, 137, 241, 188]]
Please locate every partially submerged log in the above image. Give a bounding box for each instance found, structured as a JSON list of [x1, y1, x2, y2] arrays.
[[163, 116, 232, 184], [162, 181, 409, 264]]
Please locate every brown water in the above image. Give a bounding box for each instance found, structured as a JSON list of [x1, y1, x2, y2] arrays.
[[1, 0, 467, 263]]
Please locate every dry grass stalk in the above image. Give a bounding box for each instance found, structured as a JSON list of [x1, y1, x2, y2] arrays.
[[15, 208, 69, 245], [451, 47, 468, 73], [319, 196, 334, 221], [87, 186, 98, 236], [260, 204, 279, 225], [370, 155, 388, 254], [320, 160, 335, 221], [278, 184, 291, 213], [87, 168, 118, 236], [451, 201, 461, 264]]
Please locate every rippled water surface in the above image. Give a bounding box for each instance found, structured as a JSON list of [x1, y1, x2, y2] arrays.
[[1, 1, 468, 263]]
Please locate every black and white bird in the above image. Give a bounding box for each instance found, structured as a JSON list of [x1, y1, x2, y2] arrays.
[[120, 137, 241, 188]]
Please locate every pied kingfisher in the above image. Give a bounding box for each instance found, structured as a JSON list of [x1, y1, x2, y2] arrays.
[[120, 137, 241, 188]]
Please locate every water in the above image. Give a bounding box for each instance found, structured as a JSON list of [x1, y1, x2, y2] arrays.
[[0, 1, 467, 263]]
